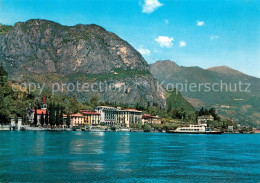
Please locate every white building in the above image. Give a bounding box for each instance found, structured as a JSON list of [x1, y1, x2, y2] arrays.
[[95, 106, 143, 127], [116, 109, 142, 127], [95, 106, 117, 126], [228, 126, 234, 132], [197, 115, 214, 124]]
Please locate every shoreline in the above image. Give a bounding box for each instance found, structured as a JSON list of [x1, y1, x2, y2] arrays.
[[0, 128, 258, 134]]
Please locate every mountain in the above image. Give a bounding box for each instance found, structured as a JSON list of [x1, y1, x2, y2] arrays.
[[0, 19, 166, 108], [150, 60, 260, 127], [1, 19, 149, 75]]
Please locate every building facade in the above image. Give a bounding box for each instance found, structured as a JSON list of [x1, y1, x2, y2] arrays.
[[197, 115, 214, 124], [70, 113, 85, 127], [30, 108, 47, 125], [94, 106, 143, 127], [95, 106, 118, 126], [116, 109, 142, 127], [142, 114, 162, 125], [79, 110, 101, 125]]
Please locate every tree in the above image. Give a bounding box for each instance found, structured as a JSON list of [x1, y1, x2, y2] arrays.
[[147, 101, 150, 108], [0, 62, 8, 86], [66, 113, 71, 128], [167, 103, 172, 113], [40, 112, 44, 126], [198, 107, 204, 116], [33, 107, 38, 126], [55, 104, 60, 126], [90, 95, 99, 106], [198, 107, 220, 121], [59, 107, 64, 126], [0, 63, 9, 124], [142, 124, 151, 132], [68, 95, 79, 113], [45, 110, 49, 126], [209, 108, 220, 121], [49, 103, 55, 127], [49, 103, 52, 126]]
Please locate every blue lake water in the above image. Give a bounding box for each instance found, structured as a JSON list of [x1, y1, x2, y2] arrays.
[[0, 132, 259, 182]]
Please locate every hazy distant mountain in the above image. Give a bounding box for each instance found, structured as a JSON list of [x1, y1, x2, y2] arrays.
[[151, 60, 260, 127]]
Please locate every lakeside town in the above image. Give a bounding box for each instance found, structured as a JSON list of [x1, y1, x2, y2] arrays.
[[1, 1, 260, 182], [1, 97, 258, 134], [0, 63, 258, 134]]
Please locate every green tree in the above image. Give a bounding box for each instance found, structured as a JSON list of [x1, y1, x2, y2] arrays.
[[0, 64, 9, 124], [49, 103, 55, 127], [40, 112, 44, 126], [90, 95, 99, 107], [68, 95, 79, 113], [66, 113, 71, 128], [166, 90, 196, 121], [142, 124, 151, 132], [45, 110, 49, 126], [131, 123, 142, 130], [198, 107, 204, 116], [0, 62, 8, 86], [33, 107, 38, 126], [55, 104, 60, 126], [49, 103, 53, 126], [59, 107, 64, 126]]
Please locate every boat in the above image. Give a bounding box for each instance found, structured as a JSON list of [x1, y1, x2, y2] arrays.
[[0, 125, 10, 131], [81, 126, 86, 131], [116, 128, 130, 132], [72, 126, 81, 131], [130, 129, 143, 132], [20, 127, 27, 131], [89, 126, 106, 132], [168, 123, 222, 134]]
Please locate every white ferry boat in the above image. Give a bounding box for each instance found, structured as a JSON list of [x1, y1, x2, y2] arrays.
[[169, 123, 222, 134]]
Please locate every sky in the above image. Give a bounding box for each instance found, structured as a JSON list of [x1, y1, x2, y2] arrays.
[[0, 0, 259, 78]]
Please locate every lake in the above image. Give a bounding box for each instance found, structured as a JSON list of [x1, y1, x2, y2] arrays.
[[0, 131, 259, 182]]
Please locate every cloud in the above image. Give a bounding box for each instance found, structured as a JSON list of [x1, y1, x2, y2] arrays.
[[179, 41, 186, 47], [155, 36, 174, 48], [196, 20, 205, 26], [209, 35, 219, 40], [138, 48, 151, 56], [165, 19, 168, 24], [142, 0, 163, 14]]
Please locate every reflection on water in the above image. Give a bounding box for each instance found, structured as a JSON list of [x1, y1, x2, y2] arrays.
[[0, 132, 259, 182], [91, 131, 105, 136], [116, 133, 130, 154]]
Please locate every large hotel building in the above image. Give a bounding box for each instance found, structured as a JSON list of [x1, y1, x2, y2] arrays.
[[61, 106, 161, 127], [94, 106, 142, 127]]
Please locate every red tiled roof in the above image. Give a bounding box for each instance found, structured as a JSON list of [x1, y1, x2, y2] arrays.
[[79, 110, 93, 112], [124, 108, 141, 112], [70, 113, 84, 117], [33, 109, 47, 115], [142, 114, 161, 119], [80, 110, 100, 115], [142, 114, 153, 118]]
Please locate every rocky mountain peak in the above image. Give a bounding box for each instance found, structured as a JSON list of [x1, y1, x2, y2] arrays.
[[153, 60, 179, 68], [150, 60, 180, 76], [1, 19, 149, 75]]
